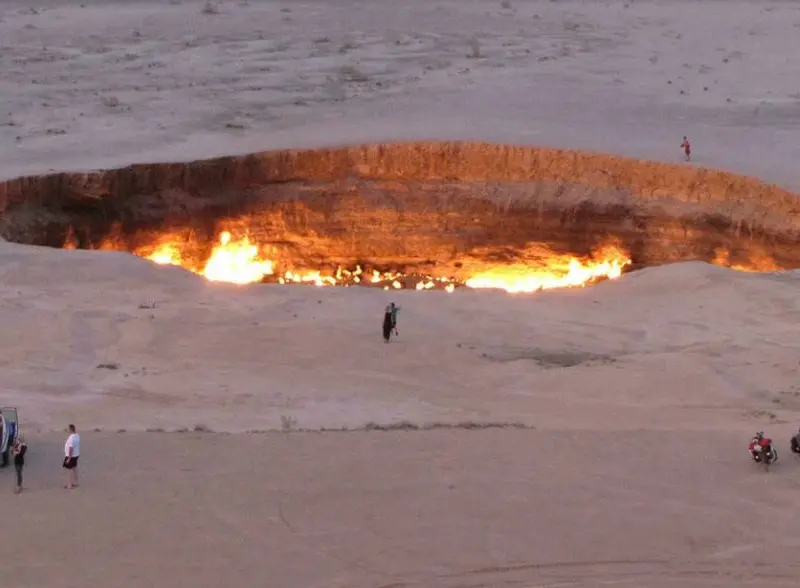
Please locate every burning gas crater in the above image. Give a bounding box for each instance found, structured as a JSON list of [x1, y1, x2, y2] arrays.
[[31, 143, 792, 294], [114, 230, 633, 293]]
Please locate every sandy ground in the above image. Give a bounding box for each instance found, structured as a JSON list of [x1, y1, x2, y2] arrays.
[[2, 0, 800, 586], [2, 243, 800, 586], [5, 429, 800, 588], [1, 0, 800, 187]]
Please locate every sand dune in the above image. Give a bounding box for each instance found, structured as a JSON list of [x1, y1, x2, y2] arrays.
[[2, 0, 800, 587]]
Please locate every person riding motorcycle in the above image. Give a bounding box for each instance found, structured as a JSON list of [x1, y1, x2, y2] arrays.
[[750, 431, 767, 452], [749, 431, 776, 463], [790, 428, 800, 454]]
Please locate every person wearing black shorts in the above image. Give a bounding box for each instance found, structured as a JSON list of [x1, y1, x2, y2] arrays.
[[63, 424, 80, 489]]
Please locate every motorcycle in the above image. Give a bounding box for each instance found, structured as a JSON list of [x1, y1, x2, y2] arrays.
[[749, 434, 777, 470], [790, 433, 800, 454]]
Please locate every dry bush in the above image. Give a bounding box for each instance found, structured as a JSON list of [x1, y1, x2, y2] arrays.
[[467, 37, 482, 59], [339, 65, 368, 83], [338, 39, 357, 54], [280, 414, 297, 432], [201, 1, 219, 15]]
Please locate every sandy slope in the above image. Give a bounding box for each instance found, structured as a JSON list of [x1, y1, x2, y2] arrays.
[[1, 0, 800, 586], [1, 241, 799, 435], [0, 0, 800, 187]]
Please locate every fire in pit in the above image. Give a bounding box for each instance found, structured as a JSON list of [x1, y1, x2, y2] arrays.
[[94, 229, 633, 293], [2, 142, 795, 286]]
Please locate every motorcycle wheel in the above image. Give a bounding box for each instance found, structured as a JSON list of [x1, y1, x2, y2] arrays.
[[764, 448, 777, 471]]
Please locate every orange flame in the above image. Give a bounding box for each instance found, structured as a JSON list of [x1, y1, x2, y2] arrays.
[[137, 232, 632, 293], [465, 246, 630, 293], [71, 225, 786, 293], [712, 247, 780, 273], [201, 232, 274, 284], [146, 243, 183, 267]]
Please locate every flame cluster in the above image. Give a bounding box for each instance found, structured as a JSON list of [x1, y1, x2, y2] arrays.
[[126, 230, 632, 293], [63, 223, 784, 293], [465, 245, 629, 293], [712, 247, 780, 273]]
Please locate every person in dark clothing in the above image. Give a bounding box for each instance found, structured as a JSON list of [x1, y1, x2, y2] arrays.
[[12, 436, 26, 494], [390, 302, 400, 336], [382, 304, 394, 343]]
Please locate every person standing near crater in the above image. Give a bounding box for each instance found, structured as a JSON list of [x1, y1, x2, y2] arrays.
[[382, 303, 394, 343], [681, 136, 691, 161], [390, 302, 400, 336]]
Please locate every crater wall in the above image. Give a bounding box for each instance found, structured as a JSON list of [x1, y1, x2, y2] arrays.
[[0, 141, 797, 277]]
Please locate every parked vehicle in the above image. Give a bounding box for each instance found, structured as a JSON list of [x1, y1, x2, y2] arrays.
[[0, 408, 19, 468]]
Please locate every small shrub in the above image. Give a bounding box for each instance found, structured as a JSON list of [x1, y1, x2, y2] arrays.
[[339, 65, 368, 82], [338, 40, 357, 54], [201, 1, 219, 15], [467, 37, 482, 59], [280, 414, 297, 432]]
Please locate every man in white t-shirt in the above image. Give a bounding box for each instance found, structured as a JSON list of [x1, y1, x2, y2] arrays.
[[63, 424, 80, 489]]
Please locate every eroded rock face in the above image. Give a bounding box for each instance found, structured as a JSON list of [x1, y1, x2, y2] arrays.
[[0, 141, 797, 277]]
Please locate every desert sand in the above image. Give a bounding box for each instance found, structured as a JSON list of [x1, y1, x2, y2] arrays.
[[1, 0, 800, 587], [1, 0, 800, 187]]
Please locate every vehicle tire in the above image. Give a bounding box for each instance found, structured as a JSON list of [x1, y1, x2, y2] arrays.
[[764, 448, 776, 471]]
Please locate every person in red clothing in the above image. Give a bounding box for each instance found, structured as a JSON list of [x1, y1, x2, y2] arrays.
[[748, 431, 776, 465], [748, 431, 770, 452], [680, 136, 691, 161]]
